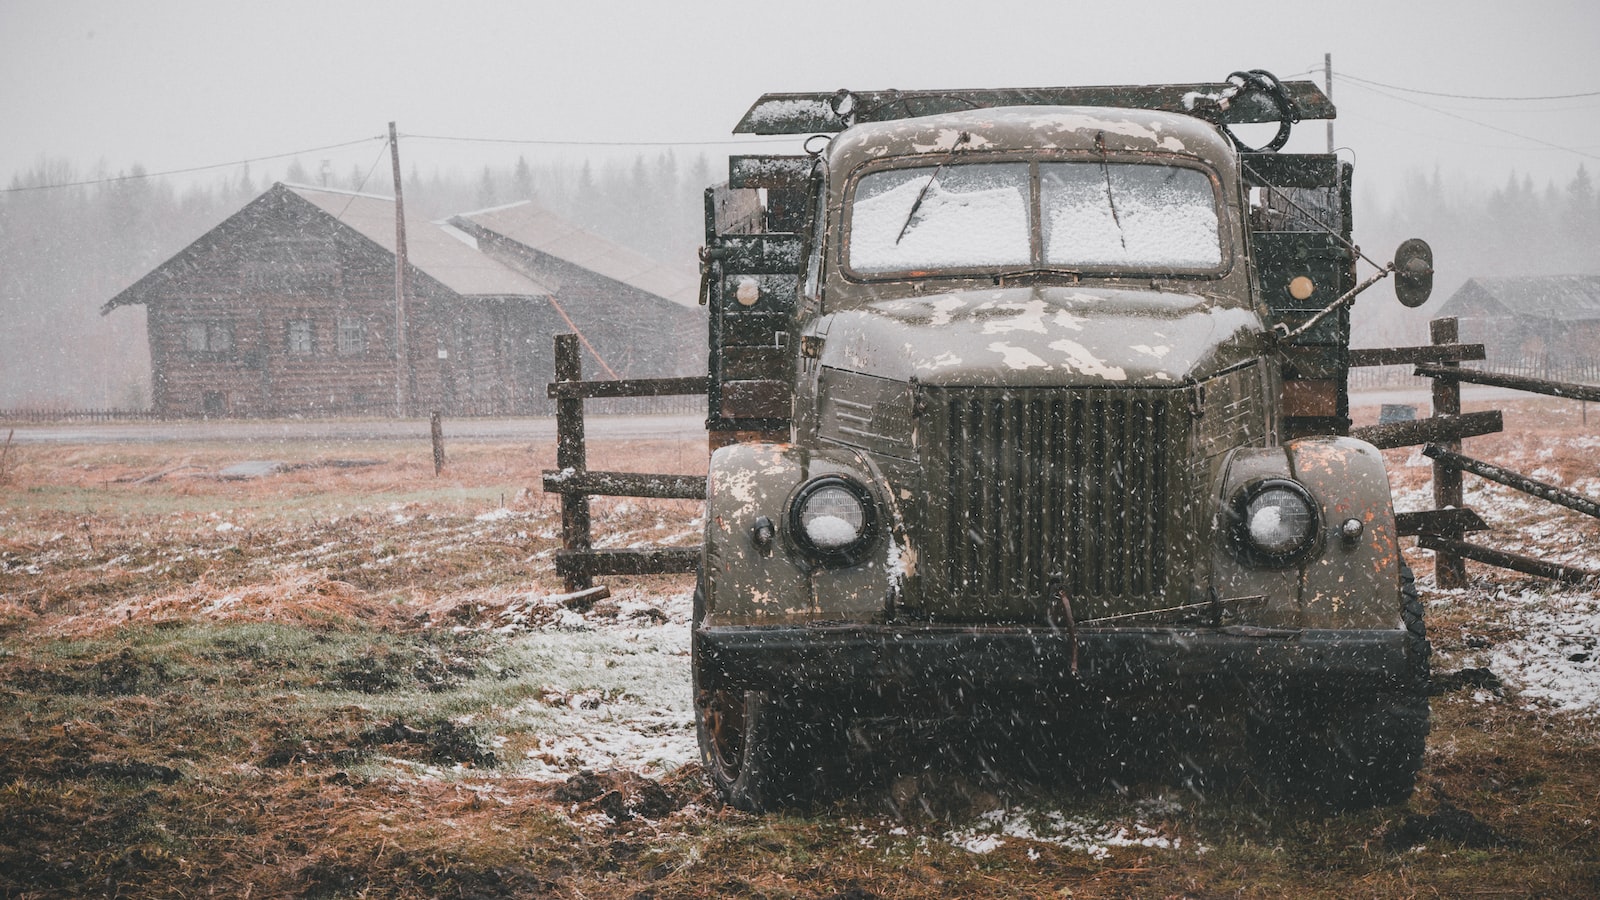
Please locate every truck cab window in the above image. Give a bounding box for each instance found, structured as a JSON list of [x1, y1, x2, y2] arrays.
[[848, 162, 1031, 273], [1041, 162, 1222, 269]]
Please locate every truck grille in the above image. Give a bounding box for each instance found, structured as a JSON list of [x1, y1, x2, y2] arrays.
[[920, 386, 1195, 619]]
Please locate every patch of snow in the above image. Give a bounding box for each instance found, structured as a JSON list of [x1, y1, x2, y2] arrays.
[[1488, 589, 1600, 717], [850, 163, 1031, 272], [507, 592, 697, 778], [1249, 506, 1283, 545], [989, 342, 1049, 371], [805, 514, 860, 549], [945, 803, 1192, 860]]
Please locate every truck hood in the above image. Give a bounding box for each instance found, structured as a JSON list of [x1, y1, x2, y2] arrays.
[[817, 285, 1264, 387]]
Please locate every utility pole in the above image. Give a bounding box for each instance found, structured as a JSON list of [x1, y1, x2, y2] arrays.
[[389, 121, 411, 418], [1325, 53, 1335, 153]]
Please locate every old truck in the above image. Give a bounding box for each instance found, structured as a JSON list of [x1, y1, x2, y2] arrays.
[[692, 72, 1435, 811]]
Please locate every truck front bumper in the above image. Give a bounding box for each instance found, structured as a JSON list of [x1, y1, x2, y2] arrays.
[[695, 624, 1415, 708]]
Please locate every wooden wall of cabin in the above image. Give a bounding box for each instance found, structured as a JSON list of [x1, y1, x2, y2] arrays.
[[144, 215, 407, 417]]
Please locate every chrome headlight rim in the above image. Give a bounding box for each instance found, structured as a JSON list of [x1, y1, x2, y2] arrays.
[[787, 475, 880, 568], [1231, 477, 1321, 568]]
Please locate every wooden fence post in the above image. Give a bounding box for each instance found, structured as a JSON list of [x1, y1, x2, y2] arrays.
[[554, 335, 593, 592], [430, 411, 445, 475], [1431, 317, 1468, 588]]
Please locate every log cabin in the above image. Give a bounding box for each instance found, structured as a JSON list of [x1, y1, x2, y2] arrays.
[[1435, 275, 1600, 382], [102, 183, 702, 418]]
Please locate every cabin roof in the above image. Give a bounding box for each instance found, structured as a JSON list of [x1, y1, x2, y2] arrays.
[[453, 201, 700, 308], [1436, 275, 1600, 323], [284, 184, 553, 298], [102, 183, 549, 313]]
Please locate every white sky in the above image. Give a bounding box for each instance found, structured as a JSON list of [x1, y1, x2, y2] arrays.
[[2, 0, 1598, 196]]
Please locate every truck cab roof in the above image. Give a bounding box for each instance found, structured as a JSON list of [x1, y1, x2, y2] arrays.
[[825, 105, 1240, 175]]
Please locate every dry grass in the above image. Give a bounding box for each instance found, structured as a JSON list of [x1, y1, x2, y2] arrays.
[[1, 408, 1598, 898]]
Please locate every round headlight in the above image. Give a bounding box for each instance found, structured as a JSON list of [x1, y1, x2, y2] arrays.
[[1233, 479, 1319, 567], [789, 475, 878, 567]]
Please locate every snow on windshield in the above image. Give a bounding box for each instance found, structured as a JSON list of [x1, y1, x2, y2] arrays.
[[849, 163, 1031, 273], [1042, 163, 1221, 268], [848, 160, 1222, 276]]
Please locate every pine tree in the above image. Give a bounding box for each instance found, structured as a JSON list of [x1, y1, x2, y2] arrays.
[[513, 155, 534, 201]]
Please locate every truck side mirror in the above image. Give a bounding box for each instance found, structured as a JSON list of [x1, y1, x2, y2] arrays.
[[1393, 238, 1434, 308]]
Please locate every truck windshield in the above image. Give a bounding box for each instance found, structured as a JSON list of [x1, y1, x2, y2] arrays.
[[850, 162, 1031, 273], [1041, 162, 1221, 268], [847, 159, 1222, 275]]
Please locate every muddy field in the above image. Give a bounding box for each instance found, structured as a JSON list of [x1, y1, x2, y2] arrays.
[[1, 398, 1597, 898]]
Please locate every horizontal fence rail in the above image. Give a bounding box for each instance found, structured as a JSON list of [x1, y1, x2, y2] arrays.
[[1367, 317, 1598, 586], [0, 394, 704, 424], [543, 334, 707, 592]]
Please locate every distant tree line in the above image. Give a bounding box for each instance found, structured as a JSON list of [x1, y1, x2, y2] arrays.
[[1352, 164, 1600, 347], [1, 154, 1595, 408]]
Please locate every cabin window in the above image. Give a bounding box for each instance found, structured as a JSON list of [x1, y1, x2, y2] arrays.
[[185, 321, 234, 354], [287, 319, 314, 355], [337, 316, 367, 354]]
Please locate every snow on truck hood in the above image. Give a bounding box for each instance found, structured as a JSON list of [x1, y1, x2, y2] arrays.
[[817, 285, 1263, 388]]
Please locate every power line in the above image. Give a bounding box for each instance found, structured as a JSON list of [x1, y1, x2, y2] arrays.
[[1339, 71, 1600, 102], [1338, 78, 1600, 162], [399, 132, 796, 148], [0, 136, 387, 194], [2, 131, 796, 195], [332, 140, 396, 223]]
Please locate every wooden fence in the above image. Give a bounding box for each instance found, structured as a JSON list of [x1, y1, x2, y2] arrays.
[[545, 318, 1598, 593], [0, 394, 700, 425], [0, 408, 160, 424], [542, 334, 707, 592], [1350, 317, 1600, 585]]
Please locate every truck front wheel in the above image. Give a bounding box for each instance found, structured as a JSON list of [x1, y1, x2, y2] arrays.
[[697, 687, 825, 812], [1248, 566, 1431, 808], [692, 577, 843, 812]]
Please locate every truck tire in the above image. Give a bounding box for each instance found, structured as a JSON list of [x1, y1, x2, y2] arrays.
[[692, 576, 842, 812], [1248, 565, 1431, 808]]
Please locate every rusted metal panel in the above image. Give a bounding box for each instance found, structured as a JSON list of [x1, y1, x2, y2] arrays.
[[1282, 379, 1340, 417], [735, 81, 1335, 134], [720, 346, 789, 381], [714, 234, 805, 274], [728, 155, 813, 191], [719, 380, 792, 420], [1240, 153, 1341, 189]]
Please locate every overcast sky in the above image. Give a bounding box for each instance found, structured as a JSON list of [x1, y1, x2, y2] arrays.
[[3, 0, 1598, 197]]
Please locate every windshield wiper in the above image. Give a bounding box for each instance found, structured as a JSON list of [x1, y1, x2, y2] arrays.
[[896, 130, 972, 244], [1095, 130, 1128, 250]]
